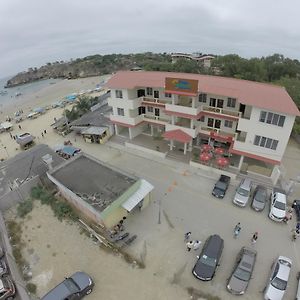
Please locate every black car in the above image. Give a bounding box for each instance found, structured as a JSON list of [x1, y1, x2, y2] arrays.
[[192, 234, 224, 281], [293, 200, 300, 222], [41, 272, 94, 300], [212, 175, 231, 198]]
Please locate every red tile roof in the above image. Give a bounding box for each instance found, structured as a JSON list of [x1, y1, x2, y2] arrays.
[[106, 71, 300, 116], [163, 129, 192, 143]]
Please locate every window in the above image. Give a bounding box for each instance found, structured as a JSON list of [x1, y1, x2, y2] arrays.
[[207, 118, 214, 127], [260, 111, 286, 127], [154, 90, 159, 98], [116, 90, 123, 98], [224, 120, 233, 128], [253, 135, 279, 150], [198, 93, 207, 103], [154, 108, 160, 116], [147, 106, 153, 113], [227, 97, 236, 108], [138, 106, 145, 115], [198, 115, 205, 122], [209, 98, 216, 107], [165, 93, 172, 98], [117, 108, 124, 116], [214, 119, 221, 129], [146, 87, 153, 95], [217, 99, 224, 108]]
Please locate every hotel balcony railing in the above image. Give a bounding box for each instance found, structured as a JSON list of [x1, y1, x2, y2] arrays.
[[202, 106, 241, 117], [143, 114, 170, 123], [200, 126, 237, 138], [141, 97, 171, 105]]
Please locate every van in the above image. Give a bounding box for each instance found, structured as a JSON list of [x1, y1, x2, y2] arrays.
[[233, 178, 252, 207]]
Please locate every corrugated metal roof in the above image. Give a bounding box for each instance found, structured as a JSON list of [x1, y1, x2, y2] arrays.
[[122, 179, 154, 212], [81, 126, 108, 135], [106, 71, 300, 116]]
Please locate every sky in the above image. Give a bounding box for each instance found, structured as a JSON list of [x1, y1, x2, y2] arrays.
[[1, 0, 300, 77]]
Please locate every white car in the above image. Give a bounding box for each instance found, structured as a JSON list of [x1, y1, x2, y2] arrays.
[[269, 189, 286, 222], [264, 256, 292, 300]]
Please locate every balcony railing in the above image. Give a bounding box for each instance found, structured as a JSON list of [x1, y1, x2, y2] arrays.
[[143, 114, 170, 124], [199, 126, 237, 138], [202, 106, 241, 117], [141, 97, 170, 105]]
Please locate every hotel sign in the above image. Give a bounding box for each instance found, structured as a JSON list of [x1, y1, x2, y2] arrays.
[[165, 77, 198, 95]]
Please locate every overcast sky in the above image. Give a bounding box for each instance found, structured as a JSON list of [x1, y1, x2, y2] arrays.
[[1, 0, 300, 77]]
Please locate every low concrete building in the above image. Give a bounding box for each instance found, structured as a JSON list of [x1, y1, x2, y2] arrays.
[[47, 153, 154, 228]]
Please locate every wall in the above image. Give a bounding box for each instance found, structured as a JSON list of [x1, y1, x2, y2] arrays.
[[101, 206, 128, 228], [0, 176, 41, 211]]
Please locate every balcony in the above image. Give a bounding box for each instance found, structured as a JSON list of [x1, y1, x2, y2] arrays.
[[141, 97, 170, 106], [165, 103, 198, 117], [110, 114, 143, 126], [108, 97, 142, 110], [143, 114, 170, 125], [198, 126, 236, 139], [236, 131, 247, 142], [202, 105, 241, 118]]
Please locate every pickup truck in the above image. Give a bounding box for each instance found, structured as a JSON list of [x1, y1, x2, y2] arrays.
[[212, 175, 231, 198]]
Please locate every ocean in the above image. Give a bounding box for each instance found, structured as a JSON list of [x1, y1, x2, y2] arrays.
[[0, 76, 62, 108]]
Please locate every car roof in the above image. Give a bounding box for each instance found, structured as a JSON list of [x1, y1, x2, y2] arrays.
[[204, 235, 223, 257], [276, 257, 292, 280], [274, 193, 286, 204], [239, 178, 252, 189], [240, 248, 256, 271]]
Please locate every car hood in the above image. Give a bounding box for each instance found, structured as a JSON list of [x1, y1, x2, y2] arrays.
[[212, 187, 224, 196], [264, 284, 284, 300], [228, 276, 248, 294], [71, 272, 92, 290], [271, 207, 285, 218], [234, 193, 248, 205], [252, 199, 265, 210], [193, 262, 214, 280]]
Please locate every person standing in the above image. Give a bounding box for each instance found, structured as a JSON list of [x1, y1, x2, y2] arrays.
[[41, 132, 44, 138], [234, 222, 241, 238], [184, 232, 192, 242], [18, 124, 22, 130], [186, 240, 194, 252], [251, 232, 258, 244], [193, 240, 201, 251]]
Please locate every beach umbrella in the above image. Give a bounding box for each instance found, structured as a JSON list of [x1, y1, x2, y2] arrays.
[[215, 147, 225, 155], [216, 157, 229, 168], [200, 152, 212, 162], [202, 144, 213, 152]]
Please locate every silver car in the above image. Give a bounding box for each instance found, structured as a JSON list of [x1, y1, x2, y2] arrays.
[[227, 247, 257, 295], [233, 178, 252, 207], [252, 185, 268, 211]]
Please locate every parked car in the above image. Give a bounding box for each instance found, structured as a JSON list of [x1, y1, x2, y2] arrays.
[[292, 200, 300, 222], [227, 247, 257, 295], [192, 234, 224, 281], [296, 271, 300, 300], [264, 256, 292, 300], [233, 178, 252, 207], [0, 276, 16, 299], [252, 185, 268, 211], [41, 271, 94, 300], [269, 188, 287, 222], [0, 259, 7, 277], [212, 175, 231, 198]]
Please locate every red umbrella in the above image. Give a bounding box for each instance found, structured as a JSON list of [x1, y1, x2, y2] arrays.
[[216, 156, 229, 167], [200, 152, 212, 162], [202, 144, 213, 152], [215, 147, 225, 155]]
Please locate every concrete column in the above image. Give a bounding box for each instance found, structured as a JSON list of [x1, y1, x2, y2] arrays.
[[188, 140, 193, 151], [184, 142, 187, 155], [192, 98, 195, 108], [171, 115, 175, 125], [170, 140, 174, 151], [150, 125, 154, 136], [129, 128, 133, 140], [115, 124, 119, 135], [238, 155, 244, 170]]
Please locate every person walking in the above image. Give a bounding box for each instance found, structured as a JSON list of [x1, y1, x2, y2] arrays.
[[186, 240, 194, 252], [18, 124, 22, 130], [41, 132, 44, 138], [193, 240, 201, 251], [184, 232, 192, 242], [251, 232, 258, 244], [44, 129, 47, 134], [234, 222, 241, 238]]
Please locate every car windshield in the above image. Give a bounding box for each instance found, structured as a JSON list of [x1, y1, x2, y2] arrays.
[[216, 182, 226, 190], [274, 201, 285, 210], [64, 278, 80, 293], [238, 188, 249, 197], [233, 267, 251, 281], [255, 190, 266, 202], [271, 277, 287, 291], [200, 254, 217, 267]]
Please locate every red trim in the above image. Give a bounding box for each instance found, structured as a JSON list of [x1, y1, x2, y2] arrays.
[[165, 90, 197, 97], [164, 110, 197, 119], [142, 101, 165, 108], [229, 143, 280, 165]]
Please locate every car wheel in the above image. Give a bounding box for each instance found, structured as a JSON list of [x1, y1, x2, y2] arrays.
[[86, 288, 92, 295]]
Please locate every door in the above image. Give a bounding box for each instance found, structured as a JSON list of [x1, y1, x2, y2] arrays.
[[155, 108, 160, 116], [154, 90, 159, 98], [209, 98, 216, 107]]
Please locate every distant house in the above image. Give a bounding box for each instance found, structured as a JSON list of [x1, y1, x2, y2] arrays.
[[47, 153, 154, 228], [171, 52, 215, 68]]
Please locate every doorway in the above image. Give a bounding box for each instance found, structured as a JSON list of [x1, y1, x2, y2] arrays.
[[137, 89, 145, 98]]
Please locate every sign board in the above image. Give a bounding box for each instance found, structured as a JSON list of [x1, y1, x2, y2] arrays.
[[165, 77, 198, 95]]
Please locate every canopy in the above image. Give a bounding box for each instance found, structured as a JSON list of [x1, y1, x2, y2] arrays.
[[61, 146, 81, 156], [200, 152, 212, 162], [81, 126, 107, 135], [163, 129, 192, 143], [215, 147, 225, 155], [216, 156, 229, 167], [202, 144, 213, 152], [122, 179, 154, 212]]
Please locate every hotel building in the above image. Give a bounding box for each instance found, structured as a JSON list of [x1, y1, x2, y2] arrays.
[[106, 71, 299, 180]]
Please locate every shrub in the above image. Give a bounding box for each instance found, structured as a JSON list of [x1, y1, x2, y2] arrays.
[[51, 200, 76, 221], [17, 199, 33, 218], [40, 193, 55, 205], [30, 186, 44, 199], [26, 283, 37, 294]]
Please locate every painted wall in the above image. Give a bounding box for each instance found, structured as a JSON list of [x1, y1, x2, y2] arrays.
[[101, 206, 128, 228]]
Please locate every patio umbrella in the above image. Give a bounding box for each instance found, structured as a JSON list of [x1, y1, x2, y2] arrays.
[[215, 147, 225, 155], [200, 152, 212, 162], [202, 144, 213, 152], [216, 156, 229, 168]]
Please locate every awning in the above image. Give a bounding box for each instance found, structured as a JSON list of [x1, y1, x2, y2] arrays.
[[81, 126, 108, 135], [163, 129, 192, 143], [122, 179, 154, 212]]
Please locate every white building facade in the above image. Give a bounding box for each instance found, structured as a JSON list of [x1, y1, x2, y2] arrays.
[[106, 71, 299, 177]]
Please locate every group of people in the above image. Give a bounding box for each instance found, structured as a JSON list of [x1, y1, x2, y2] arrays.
[[41, 129, 47, 137], [292, 222, 300, 241], [234, 222, 258, 244], [184, 232, 201, 252]]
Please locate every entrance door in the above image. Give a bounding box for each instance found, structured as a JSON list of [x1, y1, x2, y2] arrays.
[[154, 90, 159, 98], [137, 89, 145, 98], [155, 108, 160, 116]]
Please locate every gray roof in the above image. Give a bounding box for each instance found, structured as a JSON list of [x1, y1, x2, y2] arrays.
[[51, 116, 68, 129], [81, 126, 108, 135], [49, 154, 137, 212], [0, 144, 64, 197]]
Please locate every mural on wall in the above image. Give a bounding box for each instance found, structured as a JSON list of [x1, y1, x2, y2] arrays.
[[165, 77, 198, 95]]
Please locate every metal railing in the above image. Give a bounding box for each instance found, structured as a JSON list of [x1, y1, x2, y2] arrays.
[[202, 105, 241, 117]]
